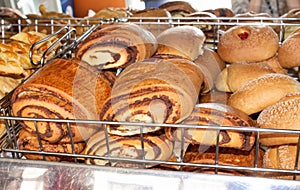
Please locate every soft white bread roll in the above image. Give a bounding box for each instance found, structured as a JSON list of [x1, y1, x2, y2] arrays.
[[263, 145, 300, 180], [217, 25, 279, 63], [258, 92, 300, 146], [155, 26, 206, 61], [228, 73, 300, 115]]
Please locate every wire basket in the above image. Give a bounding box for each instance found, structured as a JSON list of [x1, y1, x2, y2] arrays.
[[1, 16, 300, 181]]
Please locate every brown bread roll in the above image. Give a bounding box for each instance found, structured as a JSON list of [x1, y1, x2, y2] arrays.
[[278, 30, 300, 69], [165, 103, 256, 151], [228, 73, 300, 115], [11, 58, 115, 143], [155, 26, 206, 61], [217, 25, 279, 63], [257, 92, 300, 146], [194, 47, 226, 92], [263, 145, 300, 180], [216, 62, 275, 93]]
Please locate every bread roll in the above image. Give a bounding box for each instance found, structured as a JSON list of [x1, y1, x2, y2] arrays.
[[183, 144, 264, 175], [11, 58, 115, 143], [18, 128, 86, 162], [228, 73, 300, 115], [155, 26, 206, 61], [84, 130, 174, 168], [217, 25, 279, 63], [278, 30, 300, 68], [217, 62, 275, 93], [76, 23, 157, 70], [258, 92, 300, 146], [165, 103, 256, 151], [194, 47, 226, 87], [263, 145, 300, 180], [100, 57, 204, 136]]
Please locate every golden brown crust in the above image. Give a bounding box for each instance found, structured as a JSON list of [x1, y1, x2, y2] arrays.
[[225, 62, 275, 92], [156, 26, 206, 61], [217, 25, 279, 63], [11, 58, 115, 143], [257, 93, 300, 146], [183, 144, 264, 175], [278, 31, 300, 68], [194, 47, 226, 85], [263, 145, 300, 180], [228, 73, 300, 115]]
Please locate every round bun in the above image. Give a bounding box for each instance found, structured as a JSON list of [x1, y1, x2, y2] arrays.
[[216, 62, 275, 93], [217, 25, 279, 63], [257, 92, 300, 146], [263, 145, 300, 180], [228, 73, 300, 115], [278, 31, 300, 68], [156, 26, 206, 60]]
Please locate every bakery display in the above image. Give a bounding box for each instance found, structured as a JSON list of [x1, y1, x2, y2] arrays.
[[165, 103, 256, 151], [75, 22, 157, 70], [11, 58, 115, 143], [2, 4, 300, 183]]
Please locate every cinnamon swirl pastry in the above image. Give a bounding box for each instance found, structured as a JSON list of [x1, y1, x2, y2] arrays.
[[100, 57, 204, 136], [75, 23, 157, 70], [11, 58, 115, 143], [84, 129, 174, 168], [18, 128, 86, 162], [165, 103, 256, 151]]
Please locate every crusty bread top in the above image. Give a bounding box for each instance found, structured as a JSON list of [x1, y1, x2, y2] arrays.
[[228, 73, 300, 115]]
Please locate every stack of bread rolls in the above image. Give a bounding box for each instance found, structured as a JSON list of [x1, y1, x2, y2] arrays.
[[5, 11, 300, 179], [0, 31, 59, 100]]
